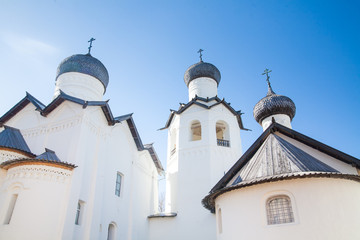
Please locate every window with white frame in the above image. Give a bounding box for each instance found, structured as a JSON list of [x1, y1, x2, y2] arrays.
[[266, 195, 294, 225], [115, 172, 123, 197]]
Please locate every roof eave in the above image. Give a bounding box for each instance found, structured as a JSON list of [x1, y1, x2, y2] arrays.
[[203, 172, 360, 212]]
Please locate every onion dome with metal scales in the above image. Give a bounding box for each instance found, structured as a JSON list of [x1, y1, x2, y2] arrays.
[[184, 61, 221, 86], [56, 53, 109, 90], [184, 49, 221, 87], [253, 69, 296, 125]]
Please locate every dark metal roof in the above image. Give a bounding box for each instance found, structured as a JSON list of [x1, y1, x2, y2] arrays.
[[0, 90, 113, 125], [229, 134, 338, 185], [0, 158, 77, 170], [184, 61, 221, 87], [202, 122, 360, 212], [0, 92, 45, 126], [144, 143, 164, 174], [0, 92, 163, 175], [114, 113, 133, 123], [253, 85, 296, 124], [160, 96, 248, 131], [210, 122, 360, 193], [56, 54, 109, 91], [36, 148, 61, 162], [0, 126, 33, 155]]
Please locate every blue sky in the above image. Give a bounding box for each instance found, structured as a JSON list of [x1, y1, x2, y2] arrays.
[[0, 0, 359, 171]]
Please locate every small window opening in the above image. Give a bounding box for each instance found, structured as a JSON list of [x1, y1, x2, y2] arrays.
[[4, 194, 18, 224], [217, 208, 223, 234], [216, 121, 230, 147], [191, 120, 201, 141], [170, 129, 177, 156], [75, 200, 85, 225], [115, 172, 123, 197], [266, 195, 294, 225], [107, 223, 116, 240]]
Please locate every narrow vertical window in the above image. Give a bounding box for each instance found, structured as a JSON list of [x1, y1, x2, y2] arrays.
[[170, 129, 177, 156], [4, 194, 18, 224], [266, 195, 294, 225], [115, 172, 123, 197], [190, 120, 201, 141], [217, 208, 223, 234], [75, 200, 84, 225]]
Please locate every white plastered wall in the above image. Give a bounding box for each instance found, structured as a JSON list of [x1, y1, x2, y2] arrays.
[[1, 100, 160, 240], [0, 165, 73, 240], [262, 113, 292, 130], [150, 102, 243, 240], [54, 72, 105, 101], [215, 178, 360, 240], [188, 77, 218, 100]]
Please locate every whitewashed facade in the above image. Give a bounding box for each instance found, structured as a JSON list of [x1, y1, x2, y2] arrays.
[[203, 73, 360, 240], [148, 61, 245, 239], [0, 51, 359, 240], [0, 53, 162, 240]]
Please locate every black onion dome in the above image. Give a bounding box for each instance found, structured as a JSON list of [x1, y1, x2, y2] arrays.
[[184, 61, 221, 86], [56, 54, 109, 90], [253, 85, 296, 125]]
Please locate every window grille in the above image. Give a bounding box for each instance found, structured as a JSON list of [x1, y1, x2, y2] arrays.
[[216, 121, 230, 147], [266, 195, 294, 225], [217, 139, 230, 147]]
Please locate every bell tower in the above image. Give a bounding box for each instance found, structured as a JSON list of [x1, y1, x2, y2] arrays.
[[161, 51, 246, 240]]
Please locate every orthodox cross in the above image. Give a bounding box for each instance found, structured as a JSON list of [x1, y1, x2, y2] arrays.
[[198, 49, 204, 62], [88, 38, 96, 54], [262, 68, 272, 87]]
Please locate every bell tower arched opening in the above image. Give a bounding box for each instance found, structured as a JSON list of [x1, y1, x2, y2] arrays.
[[216, 121, 230, 147], [190, 120, 202, 141]]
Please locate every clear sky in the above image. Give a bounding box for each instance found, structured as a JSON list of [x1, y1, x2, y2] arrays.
[[0, 0, 359, 173]]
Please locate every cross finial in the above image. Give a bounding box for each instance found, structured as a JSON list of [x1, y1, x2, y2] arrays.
[[197, 49, 204, 62], [262, 68, 272, 83], [88, 38, 96, 54], [262, 68, 275, 95]]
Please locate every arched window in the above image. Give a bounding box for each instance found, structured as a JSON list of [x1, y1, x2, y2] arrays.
[[216, 121, 230, 147], [190, 120, 201, 141], [107, 223, 117, 240], [266, 195, 294, 225]]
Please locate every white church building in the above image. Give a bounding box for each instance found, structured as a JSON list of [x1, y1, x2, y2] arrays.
[[0, 46, 359, 240]]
